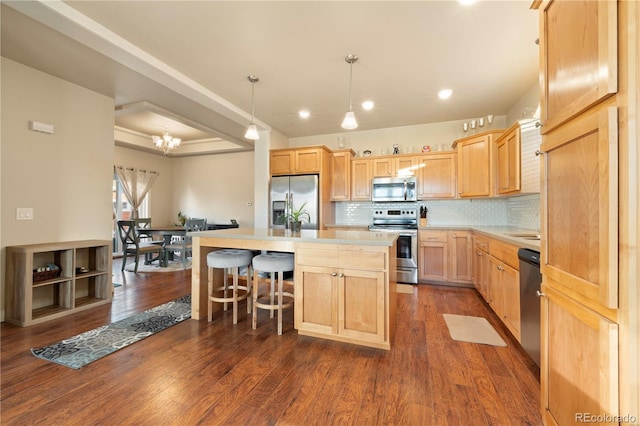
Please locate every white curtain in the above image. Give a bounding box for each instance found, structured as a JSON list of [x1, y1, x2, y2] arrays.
[[114, 166, 159, 219]]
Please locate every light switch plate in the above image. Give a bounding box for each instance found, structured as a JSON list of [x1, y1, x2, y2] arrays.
[[16, 208, 33, 220]]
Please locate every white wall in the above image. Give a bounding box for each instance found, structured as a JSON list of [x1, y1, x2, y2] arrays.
[[1, 58, 115, 321], [172, 151, 256, 227]]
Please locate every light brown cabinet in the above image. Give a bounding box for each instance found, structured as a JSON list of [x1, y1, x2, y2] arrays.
[[472, 234, 490, 301], [418, 230, 472, 285], [294, 243, 393, 349], [494, 125, 520, 194], [488, 254, 520, 342], [417, 153, 457, 199], [453, 130, 504, 198], [330, 149, 355, 201], [418, 230, 448, 282], [535, 0, 623, 422], [5, 240, 112, 327], [270, 146, 330, 175], [350, 158, 372, 200], [449, 231, 473, 283], [371, 156, 416, 177]]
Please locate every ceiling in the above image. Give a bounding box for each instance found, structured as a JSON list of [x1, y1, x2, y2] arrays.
[[1, 1, 540, 156]]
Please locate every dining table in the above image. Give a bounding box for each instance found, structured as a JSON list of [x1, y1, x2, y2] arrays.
[[137, 226, 186, 266]]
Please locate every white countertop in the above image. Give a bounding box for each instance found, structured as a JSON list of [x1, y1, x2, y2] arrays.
[[191, 227, 398, 247], [418, 225, 541, 251]]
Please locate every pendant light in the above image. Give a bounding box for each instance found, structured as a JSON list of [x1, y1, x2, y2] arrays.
[[341, 54, 359, 130], [244, 75, 260, 140]]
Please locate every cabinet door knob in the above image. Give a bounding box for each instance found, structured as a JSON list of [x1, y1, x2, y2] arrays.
[[535, 149, 543, 156], [331, 272, 338, 277], [536, 290, 545, 298], [535, 121, 543, 128], [339, 273, 344, 277]]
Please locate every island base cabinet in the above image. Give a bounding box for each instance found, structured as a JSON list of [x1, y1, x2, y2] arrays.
[[295, 243, 392, 350], [542, 285, 619, 426]]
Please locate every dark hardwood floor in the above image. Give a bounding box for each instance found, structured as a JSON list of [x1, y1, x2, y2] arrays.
[[1, 256, 542, 425]]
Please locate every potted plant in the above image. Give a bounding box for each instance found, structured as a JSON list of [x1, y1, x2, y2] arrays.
[[286, 200, 310, 232]]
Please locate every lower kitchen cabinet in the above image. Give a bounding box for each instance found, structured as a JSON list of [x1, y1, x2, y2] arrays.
[[472, 234, 490, 300], [294, 243, 391, 349], [488, 253, 520, 342], [418, 230, 448, 282], [541, 285, 619, 426], [418, 230, 473, 285], [449, 231, 472, 283]]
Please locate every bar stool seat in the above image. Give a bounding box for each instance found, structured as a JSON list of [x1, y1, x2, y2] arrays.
[[207, 249, 254, 324], [252, 252, 295, 335]]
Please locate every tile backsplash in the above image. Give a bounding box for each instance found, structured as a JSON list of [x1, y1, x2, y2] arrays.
[[335, 194, 540, 231]]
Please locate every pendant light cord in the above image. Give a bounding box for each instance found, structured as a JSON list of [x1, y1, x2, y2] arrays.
[[348, 61, 353, 111]]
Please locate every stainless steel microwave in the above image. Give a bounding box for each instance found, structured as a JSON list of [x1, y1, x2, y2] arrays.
[[371, 176, 417, 202]]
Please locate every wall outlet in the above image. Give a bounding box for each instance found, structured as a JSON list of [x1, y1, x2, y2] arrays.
[[16, 208, 34, 220]]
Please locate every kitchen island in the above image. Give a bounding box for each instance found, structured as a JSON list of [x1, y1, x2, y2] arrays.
[[190, 228, 398, 349]]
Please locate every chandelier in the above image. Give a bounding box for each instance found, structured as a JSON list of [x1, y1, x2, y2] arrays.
[[152, 130, 181, 155]]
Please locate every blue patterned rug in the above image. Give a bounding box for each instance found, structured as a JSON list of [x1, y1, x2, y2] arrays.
[[31, 295, 191, 369]]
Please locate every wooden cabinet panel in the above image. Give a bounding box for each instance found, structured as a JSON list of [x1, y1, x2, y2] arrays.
[[330, 150, 354, 201], [542, 105, 618, 313], [270, 150, 294, 175], [295, 148, 322, 173], [454, 131, 503, 197], [296, 266, 337, 334], [539, 0, 617, 133], [339, 269, 385, 341], [488, 254, 520, 341], [417, 153, 457, 199], [472, 235, 490, 301], [418, 241, 448, 282], [541, 285, 619, 426], [351, 159, 371, 200], [449, 231, 472, 283], [495, 126, 521, 194], [372, 158, 394, 177]]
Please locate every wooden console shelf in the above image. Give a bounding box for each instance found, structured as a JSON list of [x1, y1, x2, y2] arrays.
[[5, 240, 113, 327]]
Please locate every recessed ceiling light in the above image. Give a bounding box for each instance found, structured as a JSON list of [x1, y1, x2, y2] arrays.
[[299, 110, 310, 119], [362, 100, 375, 111], [458, 0, 477, 5], [438, 89, 453, 100]]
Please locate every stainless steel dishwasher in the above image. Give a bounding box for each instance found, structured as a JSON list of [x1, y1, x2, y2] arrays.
[[518, 248, 541, 368]]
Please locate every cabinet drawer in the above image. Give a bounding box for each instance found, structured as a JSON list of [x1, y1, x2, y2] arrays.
[[474, 234, 489, 252], [339, 249, 385, 271], [419, 231, 448, 242], [489, 239, 519, 270], [297, 246, 339, 267]]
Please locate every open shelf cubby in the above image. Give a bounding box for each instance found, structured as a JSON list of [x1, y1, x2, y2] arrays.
[[5, 240, 113, 327]]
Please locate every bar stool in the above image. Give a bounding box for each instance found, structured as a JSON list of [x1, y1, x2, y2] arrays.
[[207, 249, 254, 324], [252, 252, 295, 335]]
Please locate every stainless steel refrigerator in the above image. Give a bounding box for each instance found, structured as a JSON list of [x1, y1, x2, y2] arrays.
[[270, 174, 319, 230]]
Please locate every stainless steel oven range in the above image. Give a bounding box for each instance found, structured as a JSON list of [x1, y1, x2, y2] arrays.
[[368, 207, 418, 284]]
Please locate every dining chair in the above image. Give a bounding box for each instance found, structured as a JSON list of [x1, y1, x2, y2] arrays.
[[163, 218, 207, 268], [117, 220, 164, 273], [133, 218, 162, 264]]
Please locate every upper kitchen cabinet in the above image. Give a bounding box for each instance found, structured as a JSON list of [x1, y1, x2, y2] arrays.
[[270, 146, 332, 176], [453, 130, 504, 198], [417, 152, 457, 199], [351, 158, 372, 201], [371, 155, 417, 178], [539, 0, 617, 134], [330, 149, 355, 201], [493, 120, 541, 196]]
